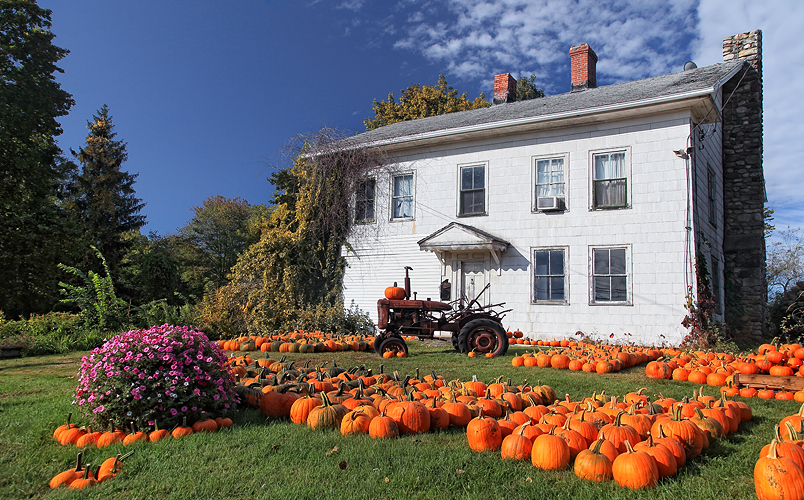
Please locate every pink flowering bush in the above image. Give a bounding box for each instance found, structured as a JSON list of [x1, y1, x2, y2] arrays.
[[73, 324, 239, 431]]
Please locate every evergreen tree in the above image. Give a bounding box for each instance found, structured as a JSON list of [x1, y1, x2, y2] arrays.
[[0, 0, 76, 317], [66, 105, 146, 277]]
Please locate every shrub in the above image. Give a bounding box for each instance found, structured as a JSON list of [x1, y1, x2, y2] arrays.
[[0, 312, 96, 355], [73, 325, 239, 431]]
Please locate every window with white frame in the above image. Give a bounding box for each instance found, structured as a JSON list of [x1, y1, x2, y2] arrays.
[[354, 179, 375, 223], [533, 248, 566, 303], [535, 157, 566, 211], [459, 164, 486, 216], [592, 151, 627, 209], [707, 167, 717, 227], [591, 246, 629, 303], [392, 173, 414, 219]]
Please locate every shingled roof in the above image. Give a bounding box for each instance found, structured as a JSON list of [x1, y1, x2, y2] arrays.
[[341, 60, 744, 150]]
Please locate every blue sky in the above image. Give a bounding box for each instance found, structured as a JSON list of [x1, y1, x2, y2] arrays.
[[43, 0, 803, 236]]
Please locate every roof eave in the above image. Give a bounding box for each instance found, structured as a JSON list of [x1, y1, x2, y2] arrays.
[[355, 87, 720, 152]]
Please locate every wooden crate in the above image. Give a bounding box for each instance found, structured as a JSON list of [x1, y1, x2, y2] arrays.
[[732, 373, 804, 392]]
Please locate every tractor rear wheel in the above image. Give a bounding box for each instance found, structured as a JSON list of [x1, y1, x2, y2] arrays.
[[457, 319, 508, 357]]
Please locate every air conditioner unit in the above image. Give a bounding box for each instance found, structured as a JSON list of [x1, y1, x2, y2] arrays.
[[537, 196, 563, 211]]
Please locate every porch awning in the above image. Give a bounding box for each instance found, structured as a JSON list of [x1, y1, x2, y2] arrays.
[[417, 222, 510, 265]]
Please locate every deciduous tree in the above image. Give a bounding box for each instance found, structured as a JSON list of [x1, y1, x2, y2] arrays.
[[516, 74, 545, 101], [364, 74, 489, 131], [0, 0, 75, 316], [177, 195, 266, 293]]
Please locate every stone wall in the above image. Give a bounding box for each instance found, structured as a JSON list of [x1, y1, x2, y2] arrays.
[[721, 30, 766, 341]]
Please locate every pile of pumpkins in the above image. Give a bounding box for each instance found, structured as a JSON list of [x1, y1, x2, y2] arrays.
[[510, 342, 663, 373], [218, 331, 374, 353], [645, 340, 804, 400], [466, 386, 753, 490], [235, 353, 752, 490]]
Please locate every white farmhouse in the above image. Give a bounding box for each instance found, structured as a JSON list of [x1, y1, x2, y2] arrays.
[[340, 31, 765, 347]]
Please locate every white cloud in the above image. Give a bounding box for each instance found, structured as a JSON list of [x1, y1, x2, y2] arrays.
[[337, 0, 365, 12], [387, 0, 699, 95], [695, 0, 804, 230]]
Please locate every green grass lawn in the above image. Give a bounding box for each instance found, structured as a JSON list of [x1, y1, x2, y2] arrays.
[[0, 342, 792, 500]]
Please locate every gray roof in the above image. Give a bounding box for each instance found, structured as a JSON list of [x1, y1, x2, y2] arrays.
[[342, 61, 743, 148]]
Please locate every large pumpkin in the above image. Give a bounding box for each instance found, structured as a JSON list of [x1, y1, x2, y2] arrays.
[[466, 414, 502, 452]]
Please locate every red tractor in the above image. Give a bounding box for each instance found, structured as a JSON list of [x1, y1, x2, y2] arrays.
[[374, 267, 510, 358]]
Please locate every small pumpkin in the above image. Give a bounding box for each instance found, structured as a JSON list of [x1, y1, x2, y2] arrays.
[[368, 410, 399, 439], [171, 416, 194, 439], [49, 452, 84, 488]]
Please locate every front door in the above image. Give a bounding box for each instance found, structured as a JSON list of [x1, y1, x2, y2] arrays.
[[461, 260, 488, 306]]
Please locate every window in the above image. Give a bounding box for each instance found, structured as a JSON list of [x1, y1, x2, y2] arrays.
[[591, 247, 628, 303], [533, 248, 566, 303], [459, 164, 485, 216], [592, 151, 627, 209], [535, 157, 566, 211], [707, 167, 717, 226], [354, 179, 375, 223], [392, 174, 414, 219]]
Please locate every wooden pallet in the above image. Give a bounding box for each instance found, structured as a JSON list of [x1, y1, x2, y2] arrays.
[[732, 373, 804, 392]]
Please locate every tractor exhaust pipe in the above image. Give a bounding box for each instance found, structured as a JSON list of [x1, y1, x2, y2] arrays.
[[404, 266, 412, 299]]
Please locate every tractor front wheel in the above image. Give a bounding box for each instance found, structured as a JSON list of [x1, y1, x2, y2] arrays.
[[378, 337, 408, 358], [457, 319, 508, 357]]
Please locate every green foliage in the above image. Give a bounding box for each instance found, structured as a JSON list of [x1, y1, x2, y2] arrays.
[[64, 104, 146, 277], [178, 195, 266, 293], [516, 74, 545, 101], [764, 205, 775, 239], [58, 246, 128, 331], [286, 302, 375, 335], [681, 251, 735, 350], [132, 298, 200, 331], [364, 74, 490, 131], [0, 311, 104, 355], [117, 230, 189, 305], [0, 0, 76, 317]]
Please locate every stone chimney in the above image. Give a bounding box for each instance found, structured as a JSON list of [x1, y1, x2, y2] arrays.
[[720, 30, 765, 342], [569, 43, 597, 91], [493, 73, 516, 104]]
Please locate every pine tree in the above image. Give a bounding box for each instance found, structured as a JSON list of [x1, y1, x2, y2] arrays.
[[66, 105, 146, 277]]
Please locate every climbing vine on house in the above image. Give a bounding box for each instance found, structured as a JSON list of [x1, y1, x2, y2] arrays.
[[198, 129, 394, 336]]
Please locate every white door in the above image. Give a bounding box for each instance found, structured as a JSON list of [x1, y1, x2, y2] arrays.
[[461, 261, 488, 306]]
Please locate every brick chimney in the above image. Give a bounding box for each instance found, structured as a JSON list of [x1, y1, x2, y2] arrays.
[[493, 73, 516, 104], [569, 43, 597, 91]]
